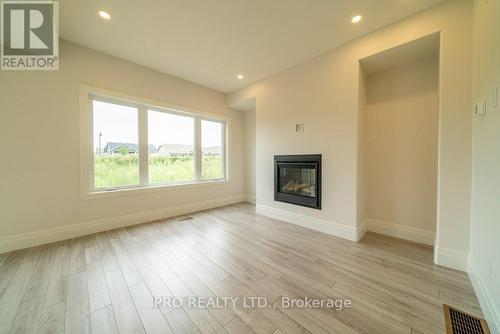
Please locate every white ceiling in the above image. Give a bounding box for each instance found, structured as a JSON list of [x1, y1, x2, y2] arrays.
[[60, 0, 445, 93]]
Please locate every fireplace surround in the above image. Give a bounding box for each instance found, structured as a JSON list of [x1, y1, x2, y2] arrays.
[[274, 154, 322, 209]]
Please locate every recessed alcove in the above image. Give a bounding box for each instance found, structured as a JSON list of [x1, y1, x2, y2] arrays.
[[359, 33, 440, 246]]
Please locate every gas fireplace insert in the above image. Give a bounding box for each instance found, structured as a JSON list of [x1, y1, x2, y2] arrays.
[[274, 154, 322, 209]]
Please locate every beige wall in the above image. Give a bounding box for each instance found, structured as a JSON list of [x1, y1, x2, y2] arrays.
[[229, 0, 473, 268], [365, 57, 438, 233], [469, 0, 500, 331], [0, 41, 245, 251], [243, 109, 256, 201]]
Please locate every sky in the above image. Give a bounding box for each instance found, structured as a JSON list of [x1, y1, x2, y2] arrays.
[[92, 100, 222, 151]]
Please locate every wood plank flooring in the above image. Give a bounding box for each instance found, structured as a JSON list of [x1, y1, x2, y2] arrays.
[[0, 203, 482, 334]]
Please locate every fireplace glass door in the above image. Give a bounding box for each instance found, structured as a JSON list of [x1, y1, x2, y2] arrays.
[[279, 164, 317, 198], [274, 154, 321, 209]]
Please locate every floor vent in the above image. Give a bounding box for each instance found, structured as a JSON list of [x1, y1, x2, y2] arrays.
[[176, 216, 194, 222], [444, 304, 490, 334]]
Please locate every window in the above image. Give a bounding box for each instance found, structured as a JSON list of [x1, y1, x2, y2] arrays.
[[201, 120, 224, 180], [148, 110, 194, 184], [82, 86, 228, 195], [92, 101, 139, 189]]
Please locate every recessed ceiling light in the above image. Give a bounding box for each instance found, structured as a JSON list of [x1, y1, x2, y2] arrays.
[[98, 11, 111, 20], [237, 74, 244, 79], [351, 15, 362, 23]]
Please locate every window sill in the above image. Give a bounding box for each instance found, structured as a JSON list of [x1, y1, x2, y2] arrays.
[[81, 179, 230, 200]]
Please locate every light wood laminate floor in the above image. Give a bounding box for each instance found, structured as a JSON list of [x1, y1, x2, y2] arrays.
[[0, 203, 482, 334]]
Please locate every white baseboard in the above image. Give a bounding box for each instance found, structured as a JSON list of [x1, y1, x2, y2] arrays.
[[356, 220, 368, 241], [362, 218, 435, 246], [434, 246, 469, 272], [256, 204, 357, 241], [244, 194, 256, 204], [254, 208, 469, 273], [0, 194, 245, 253], [361, 219, 469, 272], [468, 261, 500, 334]]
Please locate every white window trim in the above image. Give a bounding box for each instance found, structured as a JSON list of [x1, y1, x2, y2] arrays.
[[79, 84, 230, 199]]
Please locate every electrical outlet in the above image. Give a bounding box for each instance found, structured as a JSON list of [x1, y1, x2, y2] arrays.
[[69, 207, 79, 216], [475, 100, 487, 117], [295, 123, 304, 133]]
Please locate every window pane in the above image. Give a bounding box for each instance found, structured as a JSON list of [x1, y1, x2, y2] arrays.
[[148, 110, 194, 183], [93, 100, 139, 188], [201, 120, 224, 180]]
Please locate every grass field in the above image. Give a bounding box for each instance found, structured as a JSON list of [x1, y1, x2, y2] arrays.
[[94, 154, 223, 188]]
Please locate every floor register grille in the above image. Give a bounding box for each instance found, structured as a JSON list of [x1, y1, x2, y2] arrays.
[[444, 304, 490, 334]]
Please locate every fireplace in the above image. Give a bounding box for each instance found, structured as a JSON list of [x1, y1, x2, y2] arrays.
[[274, 154, 321, 209]]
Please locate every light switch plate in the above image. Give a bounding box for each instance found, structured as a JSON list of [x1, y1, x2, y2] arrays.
[[69, 207, 79, 216]]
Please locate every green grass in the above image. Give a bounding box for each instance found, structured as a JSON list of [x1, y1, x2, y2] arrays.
[[94, 154, 223, 188], [149, 155, 194, 184], [94, 154, 140, 188], [201, 155, 224, 180]]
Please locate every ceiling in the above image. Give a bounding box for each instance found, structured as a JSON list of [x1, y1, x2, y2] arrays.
[[60, 0, 445, 93]]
